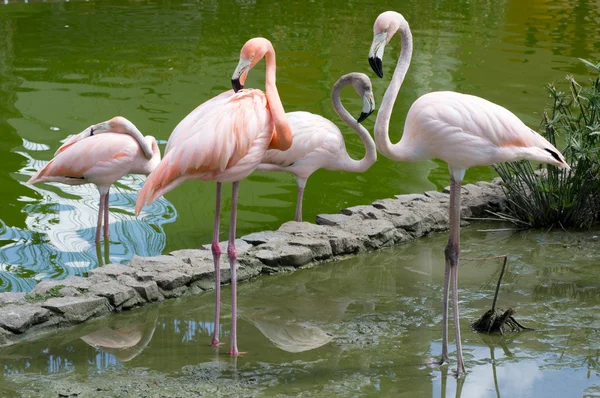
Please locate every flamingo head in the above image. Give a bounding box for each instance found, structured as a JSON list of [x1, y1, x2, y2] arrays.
[[55, 116, 153, 160], [232, 37, 273, 93], [368, 11, 406, 78], [350, 73, 376, 123]]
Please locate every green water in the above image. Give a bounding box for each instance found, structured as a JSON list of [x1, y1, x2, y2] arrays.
[[0, 0, 599, 291], [1, 225, 598, 396]]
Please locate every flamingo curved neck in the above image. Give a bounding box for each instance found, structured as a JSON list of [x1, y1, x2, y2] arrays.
[[331, 77, 377, 173], [374, 21, 416, 162], [264, 48, 292, 151]]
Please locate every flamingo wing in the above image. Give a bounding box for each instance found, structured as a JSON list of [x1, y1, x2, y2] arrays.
[[260, 111, 343, 168], [164, 90, 235, 155], [54, 126, 94, 155], [136, 89, 273, 211], [406, 91, 566, 168], [29, 133, 141, 186]]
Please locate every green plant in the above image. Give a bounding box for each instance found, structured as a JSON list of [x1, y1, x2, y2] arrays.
[[25, 284, 64, 302], [494, 59, 600, 229]]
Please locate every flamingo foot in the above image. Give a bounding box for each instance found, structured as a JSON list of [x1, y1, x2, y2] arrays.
[[452, 367, 467, 378], [425, 356, 449, 368], [211, 338, 223, 347], [228, 348, 246, 357]]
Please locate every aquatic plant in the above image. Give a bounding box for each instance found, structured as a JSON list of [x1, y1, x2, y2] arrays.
[[494, 59, 600, 229]]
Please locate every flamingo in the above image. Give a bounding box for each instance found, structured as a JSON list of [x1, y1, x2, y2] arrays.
[[368, 11, 570, 376], [28, 116, 160, 245], [135, 37, 292, 356], [256, 72, 377, 222]]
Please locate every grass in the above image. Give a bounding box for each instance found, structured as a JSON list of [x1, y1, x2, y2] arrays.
[[25, 285, 64, 302], [494, 59, 600, 229]]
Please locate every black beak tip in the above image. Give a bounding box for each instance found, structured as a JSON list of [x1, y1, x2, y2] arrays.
[[369, 57, 384, 78], [232, 79, 243, 93], [357, 110, 373, 124]]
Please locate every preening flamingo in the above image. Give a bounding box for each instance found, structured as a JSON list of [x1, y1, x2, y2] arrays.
[[256, 72, 377, 222], [368, 11, 570, 376], [135, 37, 292, 356], [28, 116, 160, 245]]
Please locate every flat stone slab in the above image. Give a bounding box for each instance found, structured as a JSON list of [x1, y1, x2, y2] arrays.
[[42, 296, 111, 324], [0, 292, 26, 305], [89, 281, 138, 308], [0, 304, 50, 334], [154, 271, 191, 291]]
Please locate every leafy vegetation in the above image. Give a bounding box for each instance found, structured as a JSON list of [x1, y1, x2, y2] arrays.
[[25, 285, 64, 302], [494, 59, 600, 229]]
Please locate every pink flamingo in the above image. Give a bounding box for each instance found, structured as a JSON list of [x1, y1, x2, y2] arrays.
[[256, 72, 377, 222], [368, 11, 570, 376], [135, 37, 292, 356], [28, 116, 161, 245]]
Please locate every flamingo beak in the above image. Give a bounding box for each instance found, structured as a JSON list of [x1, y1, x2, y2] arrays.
[[368, 32, 388, 78], [357, 91, 376, 123], [232, 59, 251, 93]]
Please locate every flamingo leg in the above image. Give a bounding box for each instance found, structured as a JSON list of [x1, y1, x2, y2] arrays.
[[445, 176, 465, 377], [211, 182, 222, 347], [294, 177, 307, 222], [103, 187, 110, 242], [437, 256, 451, 366], [95, 194, 105, 245], [228, 181, 240, 356]]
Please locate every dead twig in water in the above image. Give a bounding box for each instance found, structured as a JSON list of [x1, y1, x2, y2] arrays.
[[462, 255, 535, 334]]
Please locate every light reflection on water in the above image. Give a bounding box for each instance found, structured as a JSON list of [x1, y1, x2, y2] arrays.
[[0, 226, 598, 396], [0, 0, 599, 291]]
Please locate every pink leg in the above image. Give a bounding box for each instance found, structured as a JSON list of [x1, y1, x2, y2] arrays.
[[434, 258, 451, 366], [294, 186, 304, 222], [446, 176, 465, 377], [211, 182, 222, 347], [95, 194, 105, 245], [228, 181, 240, 356], [103, 188, 110, 242], [294, 177, 306, 222]]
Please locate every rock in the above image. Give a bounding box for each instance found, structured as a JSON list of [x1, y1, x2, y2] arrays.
[[0, 304, 50, 334], [315, 213, 361, 227], [278, 221, 363, 256], [336, 219, 396, 249], [0, 292, 26, 305], [159, 286, 188, 299], [0, 327, 13, 345], [241, 231, 291, 246], [58, 286, 80, 297], [30, 280, 65, 296], [154, 271, 191, 291], [253, 244, 313, 267], [42, 296, 111, 323], [128, 255, 184, 271], [341, 205, 387, 220], [394, 193, 429, 203], [200, 239, 252, 256], [61, 276, 93, 292], [424, 190, 449, 201], [89, 281, 138, 308], [169, 249, 213, 267], [87, 264, 134, 280], [117, 275, 162, 302], [134, 271, 156, 282], [287, 236, 332, 261]]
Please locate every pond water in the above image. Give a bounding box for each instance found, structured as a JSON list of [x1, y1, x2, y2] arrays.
[[1, 225, 599, 396], [1, 0, 600, 291]]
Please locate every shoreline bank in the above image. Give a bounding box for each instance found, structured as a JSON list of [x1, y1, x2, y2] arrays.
[[0, 179, 506, 347]]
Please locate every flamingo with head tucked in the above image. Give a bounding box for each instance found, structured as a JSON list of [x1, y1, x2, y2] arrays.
[[257, 72, 377, 222], [368, 11, 569, 376], [28, 116, 160, 245], [135, 37, 292, 356]]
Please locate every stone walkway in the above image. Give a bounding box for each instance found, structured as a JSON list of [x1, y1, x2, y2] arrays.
[[0, 180, 505, 347]]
